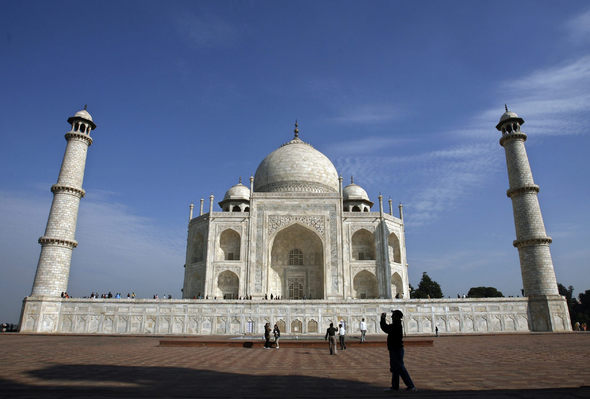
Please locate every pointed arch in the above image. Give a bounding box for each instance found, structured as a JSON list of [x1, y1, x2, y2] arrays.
[[353, 270, 378, 299], [351, 229, 375, 260], [391, 272, 404, 298], [218, 229, 240, 260], [270, 223, 324, 299], [388, 232, 401, 263], [217, 270, 239, 299]]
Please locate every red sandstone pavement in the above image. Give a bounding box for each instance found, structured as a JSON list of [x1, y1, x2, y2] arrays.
[[0, 333, 589, 398]]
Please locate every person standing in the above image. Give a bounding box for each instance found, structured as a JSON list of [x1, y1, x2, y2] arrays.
[[325, 322, 338, 355], [360, 318, 367, 343], [380, 310, 417, 392], [273, 323, 281, 349], [264, 322, 271, 349], [338, 322, 346, 350]]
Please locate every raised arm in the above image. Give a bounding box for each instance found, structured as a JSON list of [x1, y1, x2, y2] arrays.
[[380, 313, 391, 334]]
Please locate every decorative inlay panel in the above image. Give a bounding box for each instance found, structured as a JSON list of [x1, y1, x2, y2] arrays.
[[268, 215, 325, 236]]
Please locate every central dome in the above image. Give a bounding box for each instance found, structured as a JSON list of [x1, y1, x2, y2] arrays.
[[254, 132, 339, 193]]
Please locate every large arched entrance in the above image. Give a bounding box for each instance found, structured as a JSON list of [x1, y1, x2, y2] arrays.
[[270, 224, 324, 299]]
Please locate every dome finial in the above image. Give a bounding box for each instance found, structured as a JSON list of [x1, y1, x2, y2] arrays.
[[505, 104, 508, 112], [238, 176, 242, 184], [351, 176, 354, 184], [84, 104, 88, 110], [294, 120, 299, 138]]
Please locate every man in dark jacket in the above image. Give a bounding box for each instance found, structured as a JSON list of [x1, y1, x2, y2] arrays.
[[380, 310, 417, 392], [324, 322, 338, 355]]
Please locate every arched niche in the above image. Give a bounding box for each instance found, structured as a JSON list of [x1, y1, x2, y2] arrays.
[[388, 232, 401, 263], [276, 319, 286, 334], [270, 224, 324, 299], [351, 229, 375, 260], [191, 232, 205, 263], [291, 319, 303, 333], [391, 272, 404, 298], [218, 229, 240, 261], [307, 319, 318, 333], [353, 270, 378, 299], [217, 270, 239, 299]]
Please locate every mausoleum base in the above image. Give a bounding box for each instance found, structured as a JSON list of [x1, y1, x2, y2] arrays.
[[19, 296, 571, 335]]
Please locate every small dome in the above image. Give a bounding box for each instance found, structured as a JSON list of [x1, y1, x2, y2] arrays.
[[68, 107, 96, 129], [343, 183, 370, 202], [223, 183, 250, 201], [496, 108, 524, 130], [74, 109, 94, 122]]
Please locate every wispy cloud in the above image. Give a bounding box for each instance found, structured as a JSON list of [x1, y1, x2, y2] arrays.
[[176, 12, 238, 48], [330, 104, 402, 124], [329, 136, 414, 156], [333, 141, 501, 226], [565, 8, 590, 43]]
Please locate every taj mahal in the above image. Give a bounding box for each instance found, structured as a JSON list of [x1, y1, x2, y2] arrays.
[[19, 107, 572, 335], [182, 122, 409, 303]]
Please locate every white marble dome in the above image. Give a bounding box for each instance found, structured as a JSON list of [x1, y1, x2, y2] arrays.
[[254, 136, 339, 193], [343, 183, 370, 201], [223, 182, 250, 201]]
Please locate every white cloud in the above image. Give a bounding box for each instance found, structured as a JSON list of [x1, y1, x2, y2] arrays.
[[0, 189, 185, 323], [332, 141, 501, 226], [455, 55, 590, 140], [329, 136, 413, 156], [565, 8, 590, 43]]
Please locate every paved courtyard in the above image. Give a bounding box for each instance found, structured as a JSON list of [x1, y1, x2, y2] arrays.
[[0, 333, 588, 398]]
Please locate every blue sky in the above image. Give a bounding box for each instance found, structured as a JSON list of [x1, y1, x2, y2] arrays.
[[1, 1, 589, 323]]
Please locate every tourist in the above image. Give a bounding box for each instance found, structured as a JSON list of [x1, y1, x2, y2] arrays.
[[264, 322, 271, 349], [325, 322, 338, 355], [435, 326, 439, 337], [380, 310, 417, 392], [273, 323, 280, 349], [338, 322, 346, 350], [359, 318, 367, 343]]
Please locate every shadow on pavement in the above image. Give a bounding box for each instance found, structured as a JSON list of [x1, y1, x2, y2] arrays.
[[0, 364, 587, 398]]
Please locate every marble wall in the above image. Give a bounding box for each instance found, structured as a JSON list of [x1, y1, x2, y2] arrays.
[[19, 296, 571, 335]]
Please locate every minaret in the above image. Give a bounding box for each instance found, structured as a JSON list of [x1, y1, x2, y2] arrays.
[[497, 106, 570, 331], [31, 107, 96, 297]]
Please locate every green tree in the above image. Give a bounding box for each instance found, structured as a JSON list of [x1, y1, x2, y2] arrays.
[[413, 272, 443, 299], [558, 283, 577, 327], [467, 286, 504, 298], [574, 289, 590, 327]]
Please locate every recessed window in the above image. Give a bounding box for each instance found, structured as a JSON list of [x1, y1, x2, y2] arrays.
[[289, 248, 303, 265]]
